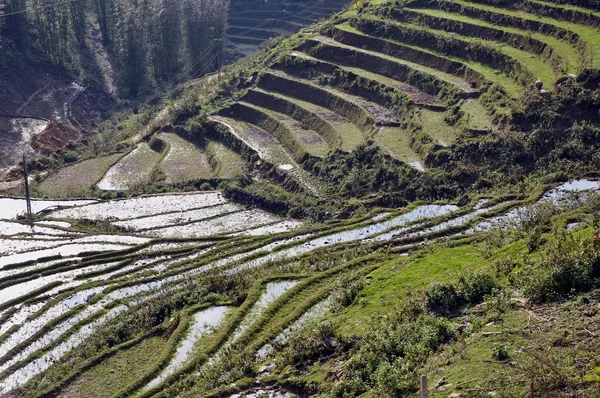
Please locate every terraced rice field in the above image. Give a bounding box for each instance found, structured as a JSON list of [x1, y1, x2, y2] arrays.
[[37, 153, 124, 198], [227, 0, 351, 57], [158, 133, 212, 184], [1, 179, 597, 396], [97, 143, 162, 191], [205, 0, 600, 183]]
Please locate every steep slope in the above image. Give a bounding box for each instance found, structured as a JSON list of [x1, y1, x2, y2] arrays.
[[1, 0, 600, 396]]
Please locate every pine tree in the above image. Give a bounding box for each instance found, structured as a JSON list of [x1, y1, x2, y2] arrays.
[[3, 0, 28, 48], [70, 0, 87, 45]]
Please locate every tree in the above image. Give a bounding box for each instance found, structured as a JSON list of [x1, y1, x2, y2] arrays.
[[3, 0, 28, 48], [93, 0, 111, 44], [70, 0, 87, 44]]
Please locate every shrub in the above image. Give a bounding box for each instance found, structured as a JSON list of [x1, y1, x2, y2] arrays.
[[425, 282, 460, 313], [458, 272, 499, 304], [331, 278, 365, 313], [492, 344, 510, 361]]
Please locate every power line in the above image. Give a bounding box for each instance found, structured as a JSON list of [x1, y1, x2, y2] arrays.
[[0, 0, 86, 19]]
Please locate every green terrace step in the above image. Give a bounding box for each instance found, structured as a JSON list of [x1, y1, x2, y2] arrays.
[[258, 70, 377, 134], [431, 0, 600, 69], [299, 35, 477, 99], [243, 87, 363, 152], [209, 115, 323, 196], [347, 16, 558, 91], [376, 126, 426, 171], [205, 141, 246, 179], [284, 51, 446, 110], [223, 101, 329, 160], [157, 133, 214, 184], [402, 8, 578, 74], [327, 25, 511, 95]]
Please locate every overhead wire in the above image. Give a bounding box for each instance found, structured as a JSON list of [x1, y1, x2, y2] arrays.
[[0, 0, 86, 18]]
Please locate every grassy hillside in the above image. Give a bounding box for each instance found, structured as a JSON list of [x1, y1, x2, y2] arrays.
[[2, 0, 600, 396]]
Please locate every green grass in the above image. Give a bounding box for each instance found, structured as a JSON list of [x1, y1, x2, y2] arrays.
[[376, 126, 424, 169], [337, 244, 482, 334], [61, 336, 167, 398], [159, 133, 213, 184], [205, 140, 246, 179], [338, 21, 525, 98], [36, 153, 124, 198], [423, 292, 600, 397], [462, 99, 493, 131], [449, 0, 600, 68], [419, 109, 459, 146], [410, 8, 581, 73]]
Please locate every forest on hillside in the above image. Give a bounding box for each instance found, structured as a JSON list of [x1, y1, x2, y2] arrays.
[[0, 0, 230, 98]]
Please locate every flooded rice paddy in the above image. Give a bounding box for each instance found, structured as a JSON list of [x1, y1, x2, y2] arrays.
[[0, 180, 598, 393]]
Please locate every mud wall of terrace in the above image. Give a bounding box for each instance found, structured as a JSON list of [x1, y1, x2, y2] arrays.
[[517, 1, 600, 28], [394, 9, 565, 75], [257, 72, 375, 134], [330, 27, 488, 89], [205, 120, 305, 194], [220, 103, 313, 163], [242, 89, 342, 148], [422, 0, 591, 68], [351, 18, 534, 86], [299, 39, 461, 99], [274, 57, 414, 114]]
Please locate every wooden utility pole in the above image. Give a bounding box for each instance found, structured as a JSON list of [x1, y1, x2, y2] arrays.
[[420, 375, 428, 398], [22, 153, 33, 223]]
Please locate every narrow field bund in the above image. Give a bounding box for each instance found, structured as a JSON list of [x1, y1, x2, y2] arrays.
[[257, 71, 376, 134], [348, 16, 556, 90], [298, 37, 469, 98], [425, 0, 600, 69], [393, 8, 572, 75]]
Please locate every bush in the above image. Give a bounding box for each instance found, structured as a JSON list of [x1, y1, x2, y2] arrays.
[[425, 282, 460, 313], [458, 272, 499, 304], [331, 278, 365, 312], [492, 344, 510, 361], [524, 229, 600, 302]]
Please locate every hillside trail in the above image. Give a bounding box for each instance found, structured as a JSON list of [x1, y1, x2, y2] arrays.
[[88, 17, 117, 97], [131, 74, 219, 144]]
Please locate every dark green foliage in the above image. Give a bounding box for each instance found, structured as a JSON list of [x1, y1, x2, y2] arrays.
[[458, 272, 499, 304], [326, 302, 455, 396], [331, 277, 365, 312], [425, 281, 460, 312], [524, 229, 600, 303]]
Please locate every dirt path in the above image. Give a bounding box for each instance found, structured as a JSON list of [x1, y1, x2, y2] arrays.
[[15, 83, 52, 116], [88, 17, 116, 96]]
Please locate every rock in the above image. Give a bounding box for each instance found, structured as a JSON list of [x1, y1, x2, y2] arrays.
[[535, 80, 543, 90], [510, 297, 530, 308], [449, 393, 465, 398]]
